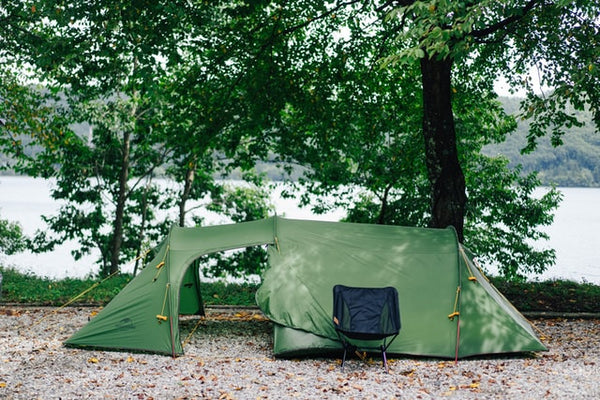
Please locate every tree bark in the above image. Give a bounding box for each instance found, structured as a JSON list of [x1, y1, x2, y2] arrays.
[[420, 55, 467, 242]]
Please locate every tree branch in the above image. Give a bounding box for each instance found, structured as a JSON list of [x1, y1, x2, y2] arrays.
[[471, 0, 543, 38], [375, 0, 417, 13]]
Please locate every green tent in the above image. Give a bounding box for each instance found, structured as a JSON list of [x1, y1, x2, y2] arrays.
[[65, 216, 546, 358]]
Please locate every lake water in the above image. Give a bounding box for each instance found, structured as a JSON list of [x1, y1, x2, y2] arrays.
[[0, 176, 598, 284]]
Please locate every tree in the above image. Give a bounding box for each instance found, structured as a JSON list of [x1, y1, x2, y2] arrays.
[[0, 1, 194, 275], [25, 97, 174, 276], [227, 0, 598, 241], [0, 214, 26, 256], [1, 1, 282, 277], [196, 1, 598, 243], [223, 1, 570, 277], [383, 0, 599, 239], [272, 28, 561, 279]]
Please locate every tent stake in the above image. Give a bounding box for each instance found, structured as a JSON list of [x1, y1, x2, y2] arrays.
[[454, 317, 461, 364]]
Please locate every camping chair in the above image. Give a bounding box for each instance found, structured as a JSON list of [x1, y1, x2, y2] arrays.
[[332, 285, 401, 373]]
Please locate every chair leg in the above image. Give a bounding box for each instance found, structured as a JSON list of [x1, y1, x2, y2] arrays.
[[381, 345, 389, 374], [341, 347, 347, 371]]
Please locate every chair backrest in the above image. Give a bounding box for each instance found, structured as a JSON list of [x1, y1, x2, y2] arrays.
[[333, 285, 400, 340]]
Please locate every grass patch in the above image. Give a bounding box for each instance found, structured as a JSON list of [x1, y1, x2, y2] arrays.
[[200, 280, 260, 306], [488, 276, 600, 313], [0, 266, 259, 307], [1, 266, 599, 313], [0, 267, 132, 305]]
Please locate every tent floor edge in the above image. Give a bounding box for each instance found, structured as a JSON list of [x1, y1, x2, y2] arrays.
[[62, 342, 184, 357]]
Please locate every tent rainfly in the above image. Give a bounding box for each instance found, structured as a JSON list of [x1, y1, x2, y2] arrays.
[[65, 217, 547, 358]]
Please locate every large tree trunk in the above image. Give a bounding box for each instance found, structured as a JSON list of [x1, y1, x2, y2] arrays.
[[420, 55, 467, 242]]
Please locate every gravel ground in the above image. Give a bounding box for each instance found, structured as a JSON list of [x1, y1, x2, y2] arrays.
[[1, 306, 599, 399]]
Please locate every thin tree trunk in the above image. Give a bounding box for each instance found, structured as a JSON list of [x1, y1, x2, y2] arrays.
[[420, 55, 467, 242], [178, 165, 195, 227], [133, 178, 151, 276], [108, 129, 130, 275], [377, 184, 392, 225]]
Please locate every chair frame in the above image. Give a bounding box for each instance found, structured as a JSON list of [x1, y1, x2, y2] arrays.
[[332, 285, 400, 373]]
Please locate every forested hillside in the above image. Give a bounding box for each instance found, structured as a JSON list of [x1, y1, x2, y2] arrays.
[[3, 95, 598, 187], [484, 97, 600, 187]]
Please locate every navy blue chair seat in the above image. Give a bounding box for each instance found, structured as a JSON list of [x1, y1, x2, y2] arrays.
[[333, 285, 401, 373]]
